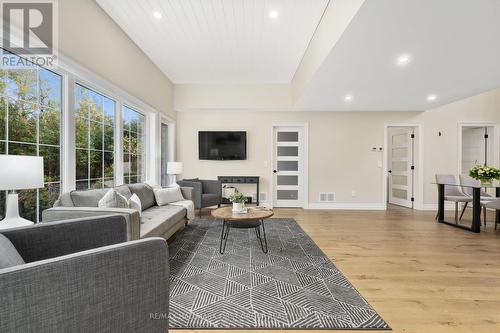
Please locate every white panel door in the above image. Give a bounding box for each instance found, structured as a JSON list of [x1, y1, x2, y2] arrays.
[[388, 128, 414, 208], [273, 126, 304, 207]]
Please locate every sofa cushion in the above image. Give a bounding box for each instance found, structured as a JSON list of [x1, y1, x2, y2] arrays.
[[70, 188, 108, 207], [98, 189, 129, 209], [54, 192, 74, 207], [140, 205, 186, 238], [127, 183, 156, 210], [0, 234, 25, 269], [114, 185, 133, 200]]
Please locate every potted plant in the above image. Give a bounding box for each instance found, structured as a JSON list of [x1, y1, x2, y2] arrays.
[[469, 165, 500, 186], [228, 192, 248, 213]]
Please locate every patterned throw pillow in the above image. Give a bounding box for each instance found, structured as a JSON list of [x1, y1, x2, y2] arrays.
[[98, 189, 129, 209]]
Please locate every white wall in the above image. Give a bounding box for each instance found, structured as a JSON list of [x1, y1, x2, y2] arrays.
[[176, 88, 500, 209]]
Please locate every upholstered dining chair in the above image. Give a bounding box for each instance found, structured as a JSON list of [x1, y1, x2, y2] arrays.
[[484, 198, 500, 230], [435, 174, 473, 223], [459, 174, 495, 226]]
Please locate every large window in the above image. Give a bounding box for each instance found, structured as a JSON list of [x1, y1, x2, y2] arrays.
[[75, 84, 115, 189], [0, 54, 62, 222], [123, 106, 146, 184]]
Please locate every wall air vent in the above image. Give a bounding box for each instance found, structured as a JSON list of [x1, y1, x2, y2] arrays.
[[319, 192, 335, 203]]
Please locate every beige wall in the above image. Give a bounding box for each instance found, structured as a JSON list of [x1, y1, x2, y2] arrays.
[[59, 0, 174, 118], [415, 88, 500, 206], [177, 111, 419, 207], [176, 88, 500, 209]]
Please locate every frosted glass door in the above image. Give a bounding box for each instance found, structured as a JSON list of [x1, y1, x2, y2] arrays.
[[273, 127, 303, 207], [388, 128, 414, 208]]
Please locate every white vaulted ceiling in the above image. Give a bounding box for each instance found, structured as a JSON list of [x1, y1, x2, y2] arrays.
[[296, 0, 500, 111], [96, 0, 329, 84]]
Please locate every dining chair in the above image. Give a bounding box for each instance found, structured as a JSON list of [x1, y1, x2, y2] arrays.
[[435, 174, 473, 223], [459, 174, 495, 226], [484, 198, 500, 230]]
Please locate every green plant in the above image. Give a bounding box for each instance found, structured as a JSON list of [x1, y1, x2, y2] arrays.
[[228, 192, 248, 204], [469, 165, 500, 182]]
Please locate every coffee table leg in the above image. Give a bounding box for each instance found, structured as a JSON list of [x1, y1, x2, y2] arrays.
[[219, 220, 230, 254], [259, 219, 268, 254]]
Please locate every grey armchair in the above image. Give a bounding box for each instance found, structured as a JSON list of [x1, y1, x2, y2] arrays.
[[177, 178, 222, 216], [0, 215, 169, 333]]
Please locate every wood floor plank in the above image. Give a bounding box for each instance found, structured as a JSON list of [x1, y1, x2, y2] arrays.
[[172, 207, 500, 333]]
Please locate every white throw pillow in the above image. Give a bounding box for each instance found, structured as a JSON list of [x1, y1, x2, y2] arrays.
[[98, 189, 129, 209], [154, 187, 184, 206], [128, 193, 142, 215]]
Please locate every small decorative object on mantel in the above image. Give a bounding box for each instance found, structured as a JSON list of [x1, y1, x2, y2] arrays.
[[228, 192, 248, 213], [469, 165, 500, 186]]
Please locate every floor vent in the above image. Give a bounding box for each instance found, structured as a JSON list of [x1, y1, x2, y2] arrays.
[[319, 192, 335, 202]]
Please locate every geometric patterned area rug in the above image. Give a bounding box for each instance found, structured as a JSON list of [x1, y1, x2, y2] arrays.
[[168, 218, 390, 330]]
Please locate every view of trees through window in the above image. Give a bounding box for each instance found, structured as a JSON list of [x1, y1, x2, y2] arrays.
[[75, 84, 116, 190], [123, 106, 146, 184], [0, 53, 62, 222]]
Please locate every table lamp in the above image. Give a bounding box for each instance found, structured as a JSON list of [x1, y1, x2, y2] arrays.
[[167, 162, 183, 184], [0, 155, 44, 229]]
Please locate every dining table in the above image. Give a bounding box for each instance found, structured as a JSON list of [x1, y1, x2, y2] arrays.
[[434, 182, 500, 233]]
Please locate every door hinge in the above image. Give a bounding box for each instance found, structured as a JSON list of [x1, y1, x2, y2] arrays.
[[411, 197, 415, 202], [410, 134, 415, 139]]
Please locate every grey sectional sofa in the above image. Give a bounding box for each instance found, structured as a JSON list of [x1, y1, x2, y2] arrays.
[[42, 183, 193, 240], [0, 214, 169, 333]]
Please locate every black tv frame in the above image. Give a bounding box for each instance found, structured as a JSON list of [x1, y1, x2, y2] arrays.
[[198, 131, 247, 161]]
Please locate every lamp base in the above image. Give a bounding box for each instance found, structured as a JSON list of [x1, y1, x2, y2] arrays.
[[0, 193, 34, 230]]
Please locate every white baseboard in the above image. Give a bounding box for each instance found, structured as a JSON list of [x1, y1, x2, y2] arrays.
[[307, 203, 386, 210]]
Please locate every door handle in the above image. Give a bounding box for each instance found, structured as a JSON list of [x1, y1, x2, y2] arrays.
[[388, 170, 392, 173], [273, 170, 277, 174]]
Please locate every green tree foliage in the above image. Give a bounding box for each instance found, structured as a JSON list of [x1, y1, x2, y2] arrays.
[[0, 61, 61, 222], [75, 85, 115, 190]]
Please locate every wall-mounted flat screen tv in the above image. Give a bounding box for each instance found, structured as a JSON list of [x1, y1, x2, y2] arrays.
[[199, 131, 247, 160]]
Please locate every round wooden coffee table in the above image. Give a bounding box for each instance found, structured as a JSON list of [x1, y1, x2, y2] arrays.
[[211, 207, 274, 254]]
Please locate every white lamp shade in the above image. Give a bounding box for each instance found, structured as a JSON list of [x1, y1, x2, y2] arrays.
[[0, 155, 44, 190], [167, 162, 183, 175]]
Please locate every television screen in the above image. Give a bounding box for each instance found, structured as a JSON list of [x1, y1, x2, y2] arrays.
[[199, 131, 247, 160]]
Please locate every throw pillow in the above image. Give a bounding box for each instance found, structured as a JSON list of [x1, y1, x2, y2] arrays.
[[154, 187, 184, 206], [128, 193, 142, 216], [0, 234, 25, 269], [98, 189, 129, 209]]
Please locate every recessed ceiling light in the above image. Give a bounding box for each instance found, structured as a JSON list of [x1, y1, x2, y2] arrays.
[[426, 94, 437, 102], [344, 94, 354, 102], [269, 10, 279, 19], [153, 12, 162, 19], [396, 54, 411, 66]]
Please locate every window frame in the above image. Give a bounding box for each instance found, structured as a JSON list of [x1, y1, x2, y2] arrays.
[[1, 50, 172, 223]]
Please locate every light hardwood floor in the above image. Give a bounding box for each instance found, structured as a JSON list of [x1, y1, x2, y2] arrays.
[[175, 207, 500, 333]]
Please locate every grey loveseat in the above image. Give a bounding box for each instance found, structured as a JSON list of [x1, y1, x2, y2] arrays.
[[43, 183, 193, 240], [0, 215, 169, 333]]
